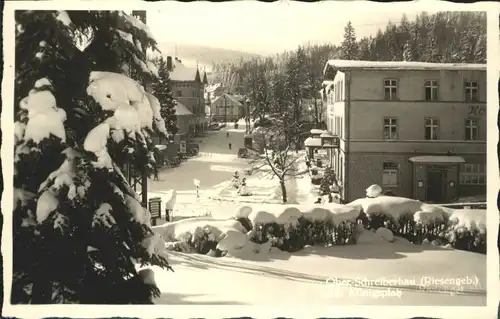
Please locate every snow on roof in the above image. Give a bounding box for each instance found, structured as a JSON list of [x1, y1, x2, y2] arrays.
[[322, 80, 335, 87], [320, 132, 335, 138], [169, 61, 199, 82], [211, 93, 243, 107], [155, 144, 167, 151], [323, 59, 486, 74], [304, 137, 322, 147], [408, 156, 465, 164], [205, 83, 222, 93], [175, 101, 193, 116], [310, 129, 327, 135]]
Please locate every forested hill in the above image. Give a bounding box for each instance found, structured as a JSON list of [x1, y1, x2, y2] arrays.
[[211, 11, 486, 95]]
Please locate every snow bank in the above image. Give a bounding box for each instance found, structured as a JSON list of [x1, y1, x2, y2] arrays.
[[447, 209, 486, 234], [357, 227, 398, 244], [148, 190, 176, 211]]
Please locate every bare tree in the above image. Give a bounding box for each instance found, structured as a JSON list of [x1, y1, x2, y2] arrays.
[[254, 123, 304, 203]]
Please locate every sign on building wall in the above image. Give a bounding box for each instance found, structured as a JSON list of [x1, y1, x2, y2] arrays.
[[468, 106, 486, 116]]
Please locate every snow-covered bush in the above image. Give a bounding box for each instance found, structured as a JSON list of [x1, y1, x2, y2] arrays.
[[13, 10, 171, 304], [442, 209, 486, 253], [347, 196, 486, 252], [151, 218, 249, 256], [240, 204, 360, 251]]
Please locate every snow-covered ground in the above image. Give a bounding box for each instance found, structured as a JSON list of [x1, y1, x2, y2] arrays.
[[148, 238, 485, 305], [143, 121, 487, 307]]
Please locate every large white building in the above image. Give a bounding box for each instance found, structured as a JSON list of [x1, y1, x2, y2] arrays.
[[322, 60, 486, 203]]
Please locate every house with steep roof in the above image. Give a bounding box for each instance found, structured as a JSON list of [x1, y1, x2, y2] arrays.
[[166, 56, 207, 135], [209, 93, 243, 122], [173, 100, 194, 137], [204, 82, 228, 104]]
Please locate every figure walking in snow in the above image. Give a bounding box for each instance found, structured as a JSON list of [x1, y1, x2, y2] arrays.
[[228, 142, 232, 150], [226, 132, 230, 138], [153, 165, 159, 180]]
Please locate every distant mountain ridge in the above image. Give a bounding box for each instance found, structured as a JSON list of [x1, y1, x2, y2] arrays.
[[157, 42, 263, 72]]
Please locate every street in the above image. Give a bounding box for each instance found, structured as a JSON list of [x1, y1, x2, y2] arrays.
[[148, 123, 251, 192]]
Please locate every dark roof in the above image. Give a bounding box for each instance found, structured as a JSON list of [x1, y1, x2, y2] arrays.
[[202, 71, 208, 85]]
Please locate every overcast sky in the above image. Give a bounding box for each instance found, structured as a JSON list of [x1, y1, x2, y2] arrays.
[[146, 1, 420, 55]]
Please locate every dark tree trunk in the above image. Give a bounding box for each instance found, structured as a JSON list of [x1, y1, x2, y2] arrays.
[[280, 179, 287, 203]]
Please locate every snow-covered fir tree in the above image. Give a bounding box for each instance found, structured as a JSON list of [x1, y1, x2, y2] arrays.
[[403, 40, 414, 61], [152, 57, 178, 135], [340, 21, 359, 60], [319, 166, 335, 196], [13, 10, 172, 304]]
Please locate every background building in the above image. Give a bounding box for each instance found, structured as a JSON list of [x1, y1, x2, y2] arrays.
[[209, 93, 243, 122], [323, 60, 486, 203], [167, 56, 207, 134]]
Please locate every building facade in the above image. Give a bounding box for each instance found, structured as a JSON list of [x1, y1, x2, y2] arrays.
[[209, 93, 243, 122], [323, 60, 486, 203], [167, 56, 207, 135]]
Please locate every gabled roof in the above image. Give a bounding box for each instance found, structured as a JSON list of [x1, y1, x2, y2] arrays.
[[169, 60, 201, 82], [174, 101, 193, 116], [323, 59, 486, 75], [210, 93, 243, 107]]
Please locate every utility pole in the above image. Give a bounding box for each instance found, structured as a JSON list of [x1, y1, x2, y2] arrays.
[[132, 10, 149, 208]]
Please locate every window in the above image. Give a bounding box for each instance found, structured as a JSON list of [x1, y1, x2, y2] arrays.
[[424, 80, 439, 101], [176, 90, 182, 97], [464, 81, 478, 102], [465, 119, 479, 141], [383, 118, 398, 140], [460, 164, 486, 185], [382, 162, 398, 187], [384, 79, 398, 100], [424, 118, 439, 140]]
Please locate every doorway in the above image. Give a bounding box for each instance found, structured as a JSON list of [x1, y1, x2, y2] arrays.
[[426, 170, 445, 203]]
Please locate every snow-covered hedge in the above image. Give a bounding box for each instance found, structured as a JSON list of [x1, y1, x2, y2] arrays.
[[151, 196, 486, 257], [347, 196, 486, 253], [234, 204, 361, 252]]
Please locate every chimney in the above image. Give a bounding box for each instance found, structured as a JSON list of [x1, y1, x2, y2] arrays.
[[166, 56, 173, 71]]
